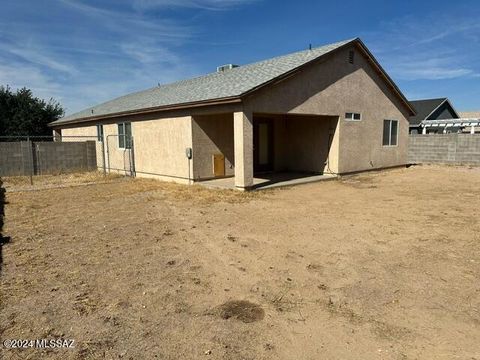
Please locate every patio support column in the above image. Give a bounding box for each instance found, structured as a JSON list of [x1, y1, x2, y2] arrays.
[[234, 110, 253, 190]]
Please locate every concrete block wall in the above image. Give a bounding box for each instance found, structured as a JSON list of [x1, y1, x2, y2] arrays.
[[0, 142, 32, 176], [192, 114, 235, 180], [409, 134, 480, 165], [35, 141, 97, 175], [0, 141, 97, 176]]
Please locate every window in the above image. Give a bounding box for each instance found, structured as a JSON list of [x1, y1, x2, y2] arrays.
[[96, 124, 103, 142], [345, 112, 361, 121], [118, 122, 132, 149], [383, 120, 398, 146]]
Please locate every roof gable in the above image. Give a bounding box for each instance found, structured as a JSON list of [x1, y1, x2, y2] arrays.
[[409, 98, 459, 126], [426, 100, 460, 120]]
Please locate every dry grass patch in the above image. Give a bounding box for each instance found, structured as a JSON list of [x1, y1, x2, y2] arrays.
[[3, 172, 272, 204], [2, 172, 123, 192], [143, 181, 272, 204]]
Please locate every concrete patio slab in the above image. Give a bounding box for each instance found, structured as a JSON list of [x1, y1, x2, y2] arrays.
[[198, 172, 337, 190]]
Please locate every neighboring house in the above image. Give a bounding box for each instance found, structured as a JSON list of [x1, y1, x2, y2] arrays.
[[50, 38, 415, 190], [408, 98, 460, 134]]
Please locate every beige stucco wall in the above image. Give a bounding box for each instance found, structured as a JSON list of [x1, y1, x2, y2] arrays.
[[243, 44, 411, 174], [59, 116, 193, 182], [267, 115, 337, 173], [192, 113, 234, 180], [233, 110, 254, 188], [285, 116, 335, 173], [132, 116, 192, 182]]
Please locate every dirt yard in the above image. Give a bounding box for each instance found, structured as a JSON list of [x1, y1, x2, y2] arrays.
[[1, 165, 479, 360]]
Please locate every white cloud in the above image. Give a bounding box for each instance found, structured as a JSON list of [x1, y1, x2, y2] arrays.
[[387, 55, 475, 81], [396, 67, 473, 81], [120, 42, 181, 65], [364, 13, 480, 82], [132, 0, 258, 11], [0, 0, 258, 115], [58, 0, 192, 40], [0, 62, 62, 100], [2, 46, 78, 75]]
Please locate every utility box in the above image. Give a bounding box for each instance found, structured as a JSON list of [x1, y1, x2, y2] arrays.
[[212, 153, 225, 177]]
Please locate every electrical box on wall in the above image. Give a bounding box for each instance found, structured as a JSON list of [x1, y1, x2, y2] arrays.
[[212, 153, 225, 177], [185, 147, 192, 159]]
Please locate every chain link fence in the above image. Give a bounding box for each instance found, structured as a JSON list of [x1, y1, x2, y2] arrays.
[[104, 134, 136, 177], [0, 135, 135, 187]]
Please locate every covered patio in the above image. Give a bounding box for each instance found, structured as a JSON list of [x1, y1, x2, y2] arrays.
[[192, 110, 340, 190]]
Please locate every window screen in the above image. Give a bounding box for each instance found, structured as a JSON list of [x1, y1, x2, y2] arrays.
[[345, 112, 361, 121], [96, 124, 103, 142], [382, 120, 390, 146], [383, 120, 398, 146], [125, 122, 132, 149], [118, 123, 125, 148], [118, 122, 132, 149], [390, 121, 398, 145]]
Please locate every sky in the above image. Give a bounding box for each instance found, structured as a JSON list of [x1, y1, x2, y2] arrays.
[[0, 0, 479, 115]]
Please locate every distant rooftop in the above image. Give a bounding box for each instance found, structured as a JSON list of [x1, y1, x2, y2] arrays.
[[409, 98, 448, 125]]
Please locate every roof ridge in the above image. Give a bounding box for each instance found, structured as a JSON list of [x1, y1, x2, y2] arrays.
[[161, 38, 356, 86], [228, 38, 356, 70], [410, 97, 447, 102]]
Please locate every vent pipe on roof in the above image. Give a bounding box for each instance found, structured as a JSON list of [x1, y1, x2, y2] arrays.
[[217, 64, 239, 72]]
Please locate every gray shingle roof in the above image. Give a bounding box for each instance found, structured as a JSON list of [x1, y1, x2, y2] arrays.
[[52, 39, 355, 125], [409, 98, 447, 126]]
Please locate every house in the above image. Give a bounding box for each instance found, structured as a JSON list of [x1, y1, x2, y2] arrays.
[[408, 98, 460, 134], [50, 38, 415, 190]]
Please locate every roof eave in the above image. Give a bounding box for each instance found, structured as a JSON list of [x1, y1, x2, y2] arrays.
[[49, 96, 242, 127]]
